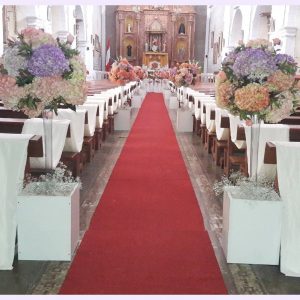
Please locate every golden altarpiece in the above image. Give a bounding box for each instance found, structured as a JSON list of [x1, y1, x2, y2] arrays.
[[116, 6, 196, 68]]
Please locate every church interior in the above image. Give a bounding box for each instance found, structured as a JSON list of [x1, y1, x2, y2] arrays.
[[1, 4, 300, 296]]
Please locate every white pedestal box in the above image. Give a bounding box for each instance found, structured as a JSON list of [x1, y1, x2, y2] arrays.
[[222, 187, 282, 265], [169, 96, 178, 109], [17, 183, 80, 261], [176, 108, 193, 132], [132, 95, 142, 108], [115, 108, 131, 131]]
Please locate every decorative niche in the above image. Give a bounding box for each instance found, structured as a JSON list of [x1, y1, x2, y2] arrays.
[[123, 37, 135, 60], [125, 16, 134, 33]]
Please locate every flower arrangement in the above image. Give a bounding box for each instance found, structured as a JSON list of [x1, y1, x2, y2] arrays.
[[108, 57, 137, 85], [133, 65, 147, 80], [149, 61, 160, 70], [0, 28, 87, 118], [213, 171, 276, 201], [170, 61, 201, 87], [154, 69, 170, 80], [216, 38, 300, 122], [22, 162, 81, 196]]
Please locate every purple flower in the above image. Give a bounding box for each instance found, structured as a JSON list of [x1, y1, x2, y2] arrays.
[[223, 51, 238, 65], [232, 48, 277, 81], [28, 44, 70, 77], [274, 54, 296, 66]]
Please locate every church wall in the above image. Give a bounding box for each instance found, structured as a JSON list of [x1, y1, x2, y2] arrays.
[[206, 5, 300, 74], [206, 5, 225, 73], [105, 5, 117, 62], [194, 6, 207, 71]]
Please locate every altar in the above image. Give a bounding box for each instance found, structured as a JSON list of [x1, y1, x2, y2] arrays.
[[143, 52, 169, 68]]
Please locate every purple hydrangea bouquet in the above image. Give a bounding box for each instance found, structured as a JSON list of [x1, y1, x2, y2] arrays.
[[215, 39, 300, 123], [0, 28, 87, 117]]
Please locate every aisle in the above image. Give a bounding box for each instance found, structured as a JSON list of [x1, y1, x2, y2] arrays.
[[60, 93, 227, 294]]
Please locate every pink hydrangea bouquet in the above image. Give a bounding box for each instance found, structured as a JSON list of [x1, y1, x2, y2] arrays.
[[170, 61, 201, 87], [0, 28, 87, 118], [154, 69, 170, 80], [133, 65, 147, 81], [215, 38, 300, 122], [108, 57, 137, 85]]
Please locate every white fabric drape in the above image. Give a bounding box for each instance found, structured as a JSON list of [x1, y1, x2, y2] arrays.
[[215, 107, 229, 141], [22, 118, 70, 169], [77, 104, 98, 137], [244, 124, 289, 180], [0, 133, 32, 270], [205, 102, 216, 133], [54, 109, 86, 153], [276, 142, 300, 277], [228, 114, 246, 149]]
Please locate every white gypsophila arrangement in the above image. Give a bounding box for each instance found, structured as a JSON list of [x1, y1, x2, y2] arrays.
[[22, 162, 81, 196], [213, 171, 279, 201]]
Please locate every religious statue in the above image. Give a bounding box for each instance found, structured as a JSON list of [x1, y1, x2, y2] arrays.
[[145, 42, 148, 52], [178, 23, 185, 34], [127, 23, 131, 33], [162, 41, 166, 52], [178, 46, 185, 61], [127, 44, 132, 57], [151, 38, 158, 52]]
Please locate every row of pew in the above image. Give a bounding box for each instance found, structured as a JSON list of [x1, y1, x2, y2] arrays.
[[0, 80, 140, 178], [167, 81, 300, 185]]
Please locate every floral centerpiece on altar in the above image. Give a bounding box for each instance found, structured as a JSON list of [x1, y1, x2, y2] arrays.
[[0, 28, 87, 117], [215, 38, 300, 123], [108, 57, 137, 85]]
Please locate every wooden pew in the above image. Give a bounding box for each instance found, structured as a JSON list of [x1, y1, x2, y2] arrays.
[[204, 109, 216, 154], [0, 108, 28, 119], [0, 117, 86, 177], [264, 126, 300, 164], [212, 115, 229, 167], [223, 124, 247, 176]]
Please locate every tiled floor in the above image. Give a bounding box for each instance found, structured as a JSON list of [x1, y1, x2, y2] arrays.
[[1, 95, 300, 295]]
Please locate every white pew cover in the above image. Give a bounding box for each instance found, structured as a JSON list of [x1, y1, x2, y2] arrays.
[[0, 133, 32, 270], [276, 142, 300, 277], [22, 118, 70, 169]]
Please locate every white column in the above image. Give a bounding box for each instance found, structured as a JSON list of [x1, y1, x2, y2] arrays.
[[279, 26, 297, 56], [101, 5, 106, 71]]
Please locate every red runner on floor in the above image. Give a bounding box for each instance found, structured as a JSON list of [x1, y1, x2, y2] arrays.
[[60, 93, 227, 294]]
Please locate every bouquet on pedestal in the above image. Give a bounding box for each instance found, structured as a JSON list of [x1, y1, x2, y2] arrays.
[[154, 69, 170, 80], [108, 57, 137, 85], [170, 61, 201, 87], [215, 38, 300, 123], [133, 65, 147, 81], [0, 28, 87, 117]]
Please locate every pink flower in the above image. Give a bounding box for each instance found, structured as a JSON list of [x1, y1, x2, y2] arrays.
[[67, 34, 74, 45], [265, 70, 295, 92], [216, 81, 234, 108], [272, 38, 281, 46], [234, 83, 270, 112]]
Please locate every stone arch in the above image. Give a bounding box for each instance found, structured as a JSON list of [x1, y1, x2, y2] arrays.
[[229, 9, 243, 46], [250, 5, 272, 40], [75, 5, 86, 42]]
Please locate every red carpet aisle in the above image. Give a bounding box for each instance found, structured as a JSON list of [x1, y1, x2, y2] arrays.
[[60, 93, 227, 294]]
